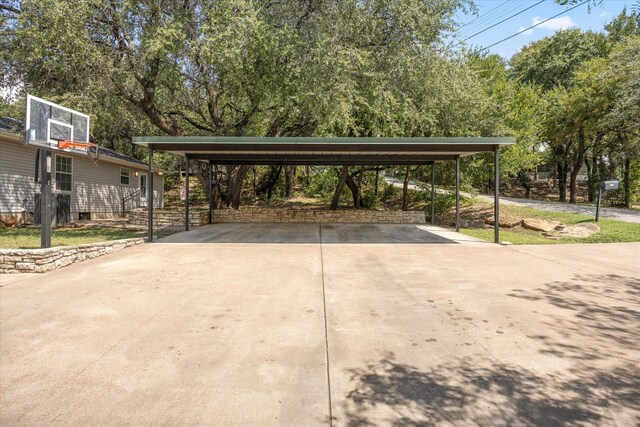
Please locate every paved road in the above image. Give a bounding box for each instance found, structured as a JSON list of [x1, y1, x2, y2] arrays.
[[384, 176, 640, 223], [475, 194, 640, 223], [1, 224, 639, 425]]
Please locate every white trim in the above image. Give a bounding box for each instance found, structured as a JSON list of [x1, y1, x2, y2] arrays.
[[25, 94, 91, 148], [120, 167, 131, 185], [26, 94, 90, 123], [47, 119, 74, 144], [53, 153, 73, 193]]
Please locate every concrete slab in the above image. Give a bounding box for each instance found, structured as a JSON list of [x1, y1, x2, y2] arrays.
[[323, 240, 640, 426], [0, 235, 328, 425], [1, 224, 638, 426]]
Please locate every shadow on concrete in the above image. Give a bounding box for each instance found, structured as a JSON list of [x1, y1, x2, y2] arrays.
[[321, 224, 459, 244], [156, 223, 461, 245], [339, 352, 639, 426], [508, 274, 640, 361]]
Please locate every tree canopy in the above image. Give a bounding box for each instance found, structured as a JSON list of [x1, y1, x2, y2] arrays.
[[1, 1, 638, 208]]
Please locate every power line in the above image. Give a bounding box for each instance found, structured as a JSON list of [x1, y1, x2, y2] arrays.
[[479, 0, 590, 51], [459, 1, 510, 29], [456, 0, 547, 46], [461, 0, 536, 36]]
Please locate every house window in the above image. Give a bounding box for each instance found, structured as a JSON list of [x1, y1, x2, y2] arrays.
[[120, 168, 130, 185], [55, 155, 72, 192], [140, 174, 147, 198]]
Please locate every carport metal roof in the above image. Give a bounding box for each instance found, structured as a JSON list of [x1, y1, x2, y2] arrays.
[[134, 136, 512, 245], [132, 136, 515, 165]]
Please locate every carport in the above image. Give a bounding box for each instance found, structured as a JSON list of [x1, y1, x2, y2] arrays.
[[132, 136, 514, 243]]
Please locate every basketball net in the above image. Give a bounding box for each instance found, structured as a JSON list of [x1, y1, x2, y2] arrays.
[[58, 140, 100, 166]]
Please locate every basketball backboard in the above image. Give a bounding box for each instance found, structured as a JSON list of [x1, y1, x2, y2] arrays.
[[24, 94, 94, 157]]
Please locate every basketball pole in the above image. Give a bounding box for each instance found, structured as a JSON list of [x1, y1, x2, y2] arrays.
[[40, 148, 52, 248]]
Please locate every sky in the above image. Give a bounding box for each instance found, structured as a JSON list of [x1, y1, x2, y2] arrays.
[[452, 0, 637, 58]]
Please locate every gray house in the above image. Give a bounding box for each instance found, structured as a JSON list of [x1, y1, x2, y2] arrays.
[[0, 118, 163, 224]]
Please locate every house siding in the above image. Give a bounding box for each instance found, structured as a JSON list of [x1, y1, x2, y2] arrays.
[[0, 136, 39, 214], [1, 136, 163, 219]]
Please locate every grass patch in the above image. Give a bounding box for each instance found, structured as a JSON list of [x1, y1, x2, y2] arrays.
[[460, 203, 640, 245], [0, 228, 145, 249]]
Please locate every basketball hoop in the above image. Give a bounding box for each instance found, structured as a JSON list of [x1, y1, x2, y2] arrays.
[[24, 94, 99, 165], [59, 140, 100, 166]]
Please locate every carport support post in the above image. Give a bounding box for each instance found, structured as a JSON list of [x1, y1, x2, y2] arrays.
[[147, 145, 153, 242], [185, 155, 190, 231], [455, 156, 460, 232], [494, 145, 500, 244], [430, 162, 435, 225], [208, 160, 213, 224]]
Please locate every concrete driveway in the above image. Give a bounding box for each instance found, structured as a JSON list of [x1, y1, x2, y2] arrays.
[[1, 224, 639, 426]]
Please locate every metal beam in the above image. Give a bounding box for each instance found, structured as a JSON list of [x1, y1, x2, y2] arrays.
[[140, 142, 500, 154], [431, 163, 435, 225], [186, 154, 445, 165], [455, 156, 460, 232], [494, 145, 500, 244], [185, 155, 190, 232], [208, 160, 213, 224], [147, 145, 153, 242]]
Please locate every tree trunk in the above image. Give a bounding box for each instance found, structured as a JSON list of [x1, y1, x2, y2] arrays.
[[585, 156, 596, 203], [344, 168, 364, 208], [569, 125, 586, 204], [402, 166, 411, 211], [225, 165, 251, 209], [624, 157, 631, 208], [252, 167, 257, 197], [256, 166, 282, 200], [558, 162, 567, 203], [330, 166, 349, 210], [284, 166, 295, 198], [356, 167, 364, 208], [374, 168, 379, 196]]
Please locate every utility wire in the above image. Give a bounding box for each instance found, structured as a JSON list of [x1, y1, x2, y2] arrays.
[[459, 1, 510, 29], [461, 0, 535, 36], [455, 0, 547, 46], [479, 0, 589, 51]]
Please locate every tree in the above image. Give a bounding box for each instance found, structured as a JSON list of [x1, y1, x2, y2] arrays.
[[510, 29, 607, 91], [3, 0, 477, 209], [510, 29, 609, 203], [600, 37, 640, 207]]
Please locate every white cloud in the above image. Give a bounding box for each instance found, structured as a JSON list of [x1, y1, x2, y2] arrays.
[[518, 26, 534, 36], [519, 15, 577, 36], [532, 16, 577, 31], [599, 11, 612, 18]]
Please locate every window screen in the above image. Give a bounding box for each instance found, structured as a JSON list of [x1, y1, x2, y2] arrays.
[[55, 155, 72, 192], [120, 168, 130, 185]]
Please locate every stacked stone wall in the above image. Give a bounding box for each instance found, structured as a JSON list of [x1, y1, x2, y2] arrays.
[[0, 238, 145, 274], [212, 209, 426, 224], [128, 208, 208, 227]]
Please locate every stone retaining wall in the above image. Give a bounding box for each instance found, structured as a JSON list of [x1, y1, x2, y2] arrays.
[[0, 238, 145, 274], [212, 209, 426, 224], [129, 208, 208, 227]]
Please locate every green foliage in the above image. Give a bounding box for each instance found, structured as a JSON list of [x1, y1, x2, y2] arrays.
[[1, 1, 638, 211], [305, 168, 339, 201], [362, 192, 380, 210], [379, 182, 400, 203], [510, 29, 608, 90]]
